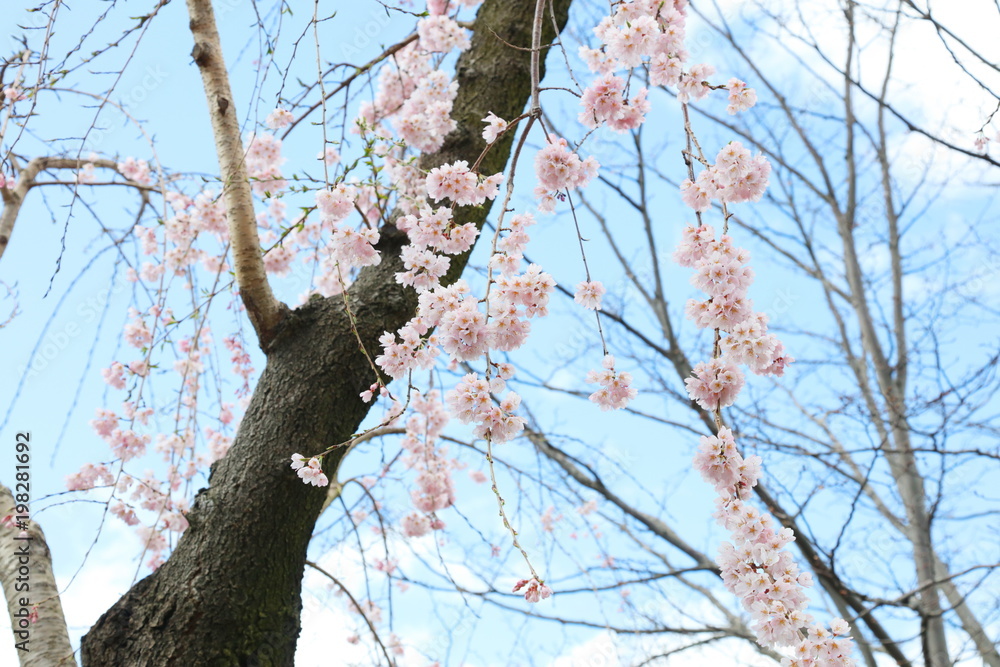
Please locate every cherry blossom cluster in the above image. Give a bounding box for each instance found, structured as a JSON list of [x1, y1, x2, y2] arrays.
[[416, 15, 470, 53], [126, 187, 237, 282], [341, 596, 408, 658], [223, 335, 256, 399], [281, 178, 387, 299], [675, 223, 793, 412], [533, 134, 599, 212], [685, 357, 744, 412], [586, 355, 637, 411], [726, 78, 757, 115], [258, 242, 292, 279], [347, 598, 383, 626], [680, 141, 771, 213], [972, 126, 1000, 153], [512, 576, 553, 603], [671, 136, 852, 664], [396, 207, 475, 289], [577, 0, 755, 134], [383, 154, 427, 216], [602, 0, 857, 648], [486, 211, 534, 276], [445, 372, 526, 444], [245, 132, 287, 195], [578, 72, 651, 133], [694, 428, 856, 664], [67, 442, 191, 570], [65, 462, 114, 491], [69, 282, 244, 570], [425, 160, 503, 207], [398, 390, 455, 537], [376, 243, 555, 389], [426, 0, 481, 16], [117, 157, 153, 185], [290, 454, 329, 487], [356, 28, 469, 154], [76, 161, 98, 184], [540, 505, 563, 532]]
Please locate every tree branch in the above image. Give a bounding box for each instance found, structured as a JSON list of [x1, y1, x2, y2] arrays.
[[0, 157, 118, 263], [185, 0, 288, 350]]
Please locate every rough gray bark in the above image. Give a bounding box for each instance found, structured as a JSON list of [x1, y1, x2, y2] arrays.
[[80, 0, 572, 664], [0, 483, 75, 666]]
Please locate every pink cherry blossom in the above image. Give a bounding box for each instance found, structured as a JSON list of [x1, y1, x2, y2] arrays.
[[493, 263, 555, 318], [586, 355, 637, 411], [694, 426, 856, 662], [677, 63, 715, 102], [579, 46, 618, 74], [66, 463, 114, 491], [127, 360, 149, 377], [117, 157, 152, 184], [726, 78, 757, 114], [579, 72, 626, 128], [534, 135, 599, 199], [684, 358, 744, 411], [426, 160, 503, 206], [329, 227, 381, 269], [600, 14, 659, 68], [512, 576, 553, 603], [427, 0, 449, 15], [265, 107, 294, 129], [111, 502, 140, 526], [76, 162, 97, 184], [315, 183, 357, 222], [102, 362, 127, 390], [3, 86, 26, 102], [574, 280, 606, 310], [291, 455, 329, 487], [417, 15, 470, 53], [444, 373, 525, 443], [401, 512, 432, 537], [481, 112, 508, 144], [244, 132, 287, 195], [685, 294, 754, 331], [672, 224, 717, 267], [649, 53, 683, 87], [721, 313, 781, 374]]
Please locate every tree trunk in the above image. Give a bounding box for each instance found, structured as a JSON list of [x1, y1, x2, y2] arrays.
[[0, 483, 75, 666], [80, 0, 572, 664]]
